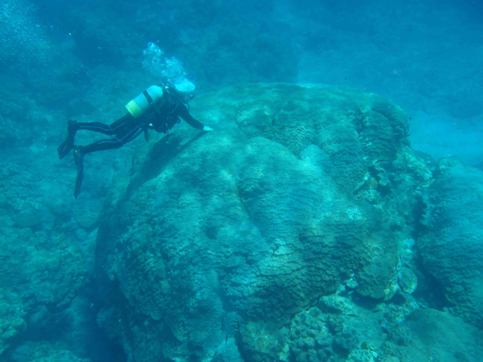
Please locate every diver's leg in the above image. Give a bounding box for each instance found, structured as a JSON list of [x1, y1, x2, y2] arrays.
[[71, 122, 144, 198], [81, 124, 145, 154], [58, 114, 133, 160], [75, 114, 133, 135]]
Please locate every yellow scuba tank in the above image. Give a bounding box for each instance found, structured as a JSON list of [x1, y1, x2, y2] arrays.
[[125, 85, 164, 118]]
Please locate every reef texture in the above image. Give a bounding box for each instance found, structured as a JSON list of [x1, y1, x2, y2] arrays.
[[9, 340, 92, 362], [1, 83, 482, 361], [419, 157, 483, 327], [0, 152, 96, 358], [93, 83, 476, 361]]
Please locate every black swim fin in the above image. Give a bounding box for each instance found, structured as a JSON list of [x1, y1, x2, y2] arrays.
[[58, 137, 74, 159], [73, 146, 85, 198], [58, 120, 77, 159]]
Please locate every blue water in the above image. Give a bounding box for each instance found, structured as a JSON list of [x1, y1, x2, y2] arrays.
[[25, 0, 483, 166], [1, 0, 483, 361]]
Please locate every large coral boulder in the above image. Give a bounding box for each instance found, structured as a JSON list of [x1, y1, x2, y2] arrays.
[[95, 84, 424, 361]]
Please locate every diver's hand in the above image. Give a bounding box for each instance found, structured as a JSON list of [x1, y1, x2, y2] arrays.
[[203, 126, 213, 132]]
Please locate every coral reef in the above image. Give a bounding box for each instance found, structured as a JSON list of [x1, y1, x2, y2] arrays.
[[0, 150, 97, 358], [93, 83, 443, 361], [1, 0, 483, 359], [1, 82, 483, 361], [9, 341, 92, 362], [418, 157, 483, 327]]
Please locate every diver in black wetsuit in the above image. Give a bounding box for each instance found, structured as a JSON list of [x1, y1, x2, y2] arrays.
[[58, 83, 213, 198]]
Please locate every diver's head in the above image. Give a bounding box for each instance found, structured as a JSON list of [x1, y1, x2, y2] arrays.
[[174, 78, 195, 103], [162, 79, 195, 104]]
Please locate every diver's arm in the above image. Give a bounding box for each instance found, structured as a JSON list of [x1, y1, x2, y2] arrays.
[[177, 103, 205, 130]]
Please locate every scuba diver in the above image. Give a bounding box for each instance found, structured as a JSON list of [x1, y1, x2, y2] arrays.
[[58, 82, 213, 198]]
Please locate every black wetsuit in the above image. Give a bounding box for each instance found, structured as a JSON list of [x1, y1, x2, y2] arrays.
[[58, 86, 206, 198], [76, 90, 203, 155]]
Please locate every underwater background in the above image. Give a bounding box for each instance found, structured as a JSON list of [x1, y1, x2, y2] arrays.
[[1, 0, 483, 361]]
